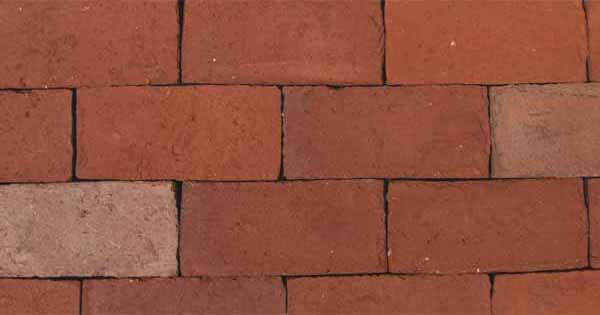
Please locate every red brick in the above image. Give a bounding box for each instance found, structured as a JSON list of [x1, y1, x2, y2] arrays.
[[494, 272, 600, 315], [182, 0, 382, 84], [389, 179, 587, 274], [288, 275, 489, 315], [587, 179, 600, 267], [181, 180, 385, 276], [589, 0, 600, 81], [0, 280, 79, 314], [0, 0, 177, 88], [386, 1, 587, 84], [77, 86, 280, 180], [491, 84, 600, 177], [0, 90, 72, 182], [84, 278, 284, 315], [284, 86, 489, 179]]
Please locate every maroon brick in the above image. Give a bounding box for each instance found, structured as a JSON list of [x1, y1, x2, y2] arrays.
[[389, 179, 587, 274], [77, 86, 280, 180], [182, 0, 382, 84], [589, 0, 600, 81], [84, 278, 284, 315], [284, 86, 489, 179], [288, 275, 489, 315], [0, 90, 72, 182], [181, 180, 385, 276], [386, 0, 587, 84], [0, 280, 79, 314], [587, 179, 600, 267]]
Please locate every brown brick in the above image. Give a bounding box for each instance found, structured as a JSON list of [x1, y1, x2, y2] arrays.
[[494, 272, 600, 315], [589, 0, 600, 81], [491, 84, 600, 177], [0, 280, 79, 314], [0, 90, 72, 182], [182, 0, 382, 85], [0, 182, 177, 277], [77, 86, 280, 180], [588, 179, 600, 267], [84, 278, 284, 315], [181, 180, 385, 276], [389, 179, 587, 274], [386, 1, 587, 84], [288, 275, 489, 315], [0, 0, 177, 88], [284, 86, 489, 179]]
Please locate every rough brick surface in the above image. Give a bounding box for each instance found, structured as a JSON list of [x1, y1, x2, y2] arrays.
[[77, 86, 280, 180], [284, 86, 489, 179], [588, 179, 600, 267], [491, 84, 600, 177], [0, 182, 177, 277], [0, 90, 72, 182], [0, 280, 80, 314], [494, 272, 600, 315], [288, 275, 490, 315], [590, 0, 600, 81], [386, 1, 587, 84], [84, 278, 284, 315], [0, 0, 177, 88], [389, 179, 587, 274], [181, 180, 385, 276], [182, 0, 382, 84]]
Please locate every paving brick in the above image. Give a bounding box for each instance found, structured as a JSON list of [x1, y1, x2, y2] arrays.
[[389, 179, 587, 274], [0, 90, 72, 182], [494, 272, 600, 315], [0, 0, 178, 88], [491, 84, 600, 177], [589, 0, 600, 81], [77, 86, 280, 180], [182, 0, 382, 84], [386, 0, 587, 84], [0, 280, 79, 314], [84, 278, 284, 315], [0, 182, 177, 277], [587, 179, 600, 267], [284, 86, 489, 179], [181, 180, 385, 276], [288, 275, 489, 315]]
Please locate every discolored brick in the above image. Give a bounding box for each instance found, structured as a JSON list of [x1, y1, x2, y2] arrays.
[[284, 86, 489, 179], [0, 182, 177, 277], [0, 90, 72, 182], [77, 86, 280, 180], [0, 280, 79, 315], [181, 180, 385, 276], [389, 179, 587, 274], [589, 0, 600, 81], [182, 0, 383, 84]]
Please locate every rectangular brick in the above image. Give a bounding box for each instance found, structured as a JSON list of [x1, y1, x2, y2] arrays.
[[588, 179, 600, 267], [181, 180, 385, 276], [386, 1, 587, 84], [84, 278, 284, 315], [0, 1, 177, 88], [284, 86, 489, 179], [389, 179, 587, 274], [288, 275, 489, 315], [0, 182, 177, 277], [494, 272, 600, 315], [182, 0, 382, 84], [77, 86, 280, 180], [0, 280, 79, 314], [491, 84, 600, 177], [589, 0, 600, 81], [0, 90, 72, 182]]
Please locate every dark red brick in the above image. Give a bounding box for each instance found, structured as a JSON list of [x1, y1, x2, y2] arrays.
[[589, 0, 600, 81], [181, 180, 385, 276], [284, 86, 489, 179], [0, 0, 177, 88], [77, 86, 280, 180], [0, 280, 79, 314], [389, 179, 587, 274], [386, 1, 587, 84], [0, 90, 72, 182], [182, 0, 382, 84], [288, 275, 489, 315]]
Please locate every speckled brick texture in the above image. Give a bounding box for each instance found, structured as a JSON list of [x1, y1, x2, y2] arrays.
[[2, 0, 600, 313]]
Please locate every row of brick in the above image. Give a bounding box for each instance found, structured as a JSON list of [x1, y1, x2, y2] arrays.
[[0, 179, 596, 277], [4, 272, 600, 314], [1, 0, 599, 88], [3, 84, 600, 182]]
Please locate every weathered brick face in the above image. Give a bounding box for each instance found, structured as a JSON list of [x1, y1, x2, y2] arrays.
[[0, 280, 80, 314], [589, 1, 600, 81]]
